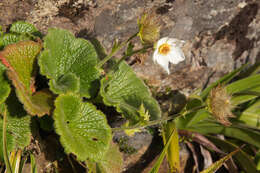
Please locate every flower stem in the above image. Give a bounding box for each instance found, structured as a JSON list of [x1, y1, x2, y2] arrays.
[[112, 44, 153, 71], [112, 116, 175, 132], [112, 105, 206, 132], [97, 32, 138, 68]]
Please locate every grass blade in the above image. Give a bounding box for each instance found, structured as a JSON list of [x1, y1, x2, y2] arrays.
[[30, 154, 37, 173], [226, 74, 260, 94], [187, 121, 260, 148], [200, 147, 240, 173], [162, 122, 180, 172], [238, 99, 260, 128], [207, 135, 257, 173], [14, 150, 22, 173], [149, 125, 176, 173]]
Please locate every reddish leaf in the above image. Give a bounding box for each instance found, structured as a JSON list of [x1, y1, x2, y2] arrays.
[[0, 41, 53, 116], [0, 41, 41, 95]]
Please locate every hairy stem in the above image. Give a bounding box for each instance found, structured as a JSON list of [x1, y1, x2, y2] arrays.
[[112, 105, 206, 132]]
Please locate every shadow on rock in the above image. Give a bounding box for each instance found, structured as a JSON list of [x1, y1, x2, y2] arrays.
[[214, 3, 258, 60]]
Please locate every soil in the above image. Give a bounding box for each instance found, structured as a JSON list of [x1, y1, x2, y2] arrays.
[[0, 0, 260, 172]]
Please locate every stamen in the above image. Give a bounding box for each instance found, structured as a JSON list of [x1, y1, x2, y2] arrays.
[[158, 43, 171, 55]]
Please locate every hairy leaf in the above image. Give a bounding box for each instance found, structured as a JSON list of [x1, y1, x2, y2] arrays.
[[0, 41, 53, 116], [0, 41, 41, 94], [50, 73, 80, 94], [39, 28, 100, 98], [0, 34, 30, 49], [100, 61, 161, 124], [0, 22, 40, 49], [0, 93, 31, 161], [10, 21, 40, 36], [54, 94, 112, 161]]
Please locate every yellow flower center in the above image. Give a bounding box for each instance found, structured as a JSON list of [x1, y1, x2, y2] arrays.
[[158, 43, 171, 55]]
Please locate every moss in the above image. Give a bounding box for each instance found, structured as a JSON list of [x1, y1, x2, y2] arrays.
[[118, 137, 137, 155]]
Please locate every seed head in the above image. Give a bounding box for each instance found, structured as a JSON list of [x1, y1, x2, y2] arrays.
[[138, 12, 160, 44], [207, 85, 235, 126]]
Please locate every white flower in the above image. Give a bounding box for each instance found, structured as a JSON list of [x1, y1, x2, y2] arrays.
[[153, 37, 185, 74]]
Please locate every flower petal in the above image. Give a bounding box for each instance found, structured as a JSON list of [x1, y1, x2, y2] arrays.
[[153, 49, 159, 62], [167, 47, 185, 64], [154, 53, 170, 74], [156, 37, 169, 49], [168, 38, 185, 47]]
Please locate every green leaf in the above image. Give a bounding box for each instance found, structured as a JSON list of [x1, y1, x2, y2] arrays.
[[50, 73, 80, 94], [0, 93, 31, 162], [200, 147, 240, 173], [175, 109, 210, 129], [39, 28, 100, 98], [0, 41, 53, 116], [0, 22, 40, 49], [100, 61, 161, 124], [0, 64, 10, 104], [96, 142, 123, 173], [226, 74, 260, 94], [186, 121, 260, 148], [10, 21, 40, 36], [231, 85, 260, 105], [207, 135, 258, 173], [162, 122, 180, 173], [54, 94, 112, 161], [0, 33, 31, 49], [238, 99, 260, 128]]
